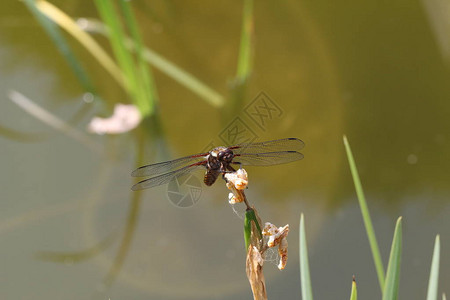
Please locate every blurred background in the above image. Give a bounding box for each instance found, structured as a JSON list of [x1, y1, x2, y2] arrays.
[[0, 1, 449, 299]]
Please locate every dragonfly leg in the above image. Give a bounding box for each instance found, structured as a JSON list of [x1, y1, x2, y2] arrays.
[[231, 161, 243, 169]]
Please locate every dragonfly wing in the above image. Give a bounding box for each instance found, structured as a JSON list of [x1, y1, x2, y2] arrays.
[[233, 151, 304, 166], [131, 153, 207, 177], [131, 163, 205, 191], [230, 138, 305, 154]]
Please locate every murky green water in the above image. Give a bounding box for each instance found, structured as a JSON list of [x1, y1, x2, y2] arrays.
[[1, 1, 449, 299]]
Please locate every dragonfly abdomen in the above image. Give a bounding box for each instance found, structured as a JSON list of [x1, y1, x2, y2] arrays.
[[204, 170, 220, 186]]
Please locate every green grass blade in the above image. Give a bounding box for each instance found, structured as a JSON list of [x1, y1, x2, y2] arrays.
[[343, 135, 385, 291], [236, 0, 253, 82], [350, 276, 358, 300], [426, 235, 441, 300], [94, 0, 152, 116], [382, 217, 402, 300], [117, 0, 158, 112], [23, 0, 96, 94], [228, 0, 254, 115], [299, 214, 313, 300]]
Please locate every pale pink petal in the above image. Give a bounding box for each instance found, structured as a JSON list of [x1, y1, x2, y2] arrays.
[[87, 104, 142, 134]]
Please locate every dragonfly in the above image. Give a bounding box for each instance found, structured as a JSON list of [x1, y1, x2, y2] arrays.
[[131, 137, 305, 191]]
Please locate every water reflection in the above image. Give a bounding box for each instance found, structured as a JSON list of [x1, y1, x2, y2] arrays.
[[1, 1, 449, 299]]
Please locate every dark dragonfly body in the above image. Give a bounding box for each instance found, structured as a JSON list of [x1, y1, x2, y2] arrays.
[[204, 146, 235, 186], [131, 138, 305, 191]]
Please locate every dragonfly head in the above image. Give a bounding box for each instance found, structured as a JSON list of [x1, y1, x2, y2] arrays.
[[217, 147, 234, 164]]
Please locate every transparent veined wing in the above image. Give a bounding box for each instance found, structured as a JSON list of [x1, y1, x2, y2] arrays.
[[232, 151, 303, 166], [229, 138, 305, 154], [131, 162, 206, 191], [131, 153, 207, 177]]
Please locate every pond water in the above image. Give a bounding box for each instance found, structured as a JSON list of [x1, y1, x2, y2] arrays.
[[1, 1, 449, 299]]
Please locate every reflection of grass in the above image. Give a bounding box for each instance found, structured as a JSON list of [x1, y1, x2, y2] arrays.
[[35, 233, 116, 264], [298, 136, 443, 300], [8, 90, 101, 152]]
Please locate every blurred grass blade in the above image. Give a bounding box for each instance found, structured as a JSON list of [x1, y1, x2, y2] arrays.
[[299, 214, 313, 300], [382, 217, 402, 300], [229, 0, 254, 115], [426, 235, 441, 300], [236, 0, 254, 82], [343, 135, 385, 291], [141, 48, 224, 107], [8, 90, 101, 153], [118, 0, 158, 113], [104, 188, 142, 286], [443, 293, 447, 300], [35, 233, 115, 263], [350, 276, 357, 300], [82, 19, 225, 108], [0, 124, 46, 142], [94, 0, 153, 116], [23, 0, 96, 94], [94, 0, 156, 117], [35, 0, 125, 89]]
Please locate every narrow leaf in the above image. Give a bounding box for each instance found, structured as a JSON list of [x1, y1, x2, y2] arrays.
[[94, 0, 153, 116], [228, 0, 254, 116], [426, 235, 441, 300], [244, 208, 262, 250], [343, 135, 385, 291], [299, 214, 313, 300], [236, 0, 254, 82], [350, 276, 358, 300], [117, 0, 158, 115], [382, 217, 402, 300]]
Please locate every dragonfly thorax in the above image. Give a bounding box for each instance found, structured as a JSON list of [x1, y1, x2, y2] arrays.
[[207, 147, 234, 170]]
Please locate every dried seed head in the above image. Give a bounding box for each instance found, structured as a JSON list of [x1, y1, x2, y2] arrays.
[[263, 223, 289, 248], [224, 168, 248, 190], [225, 169, 248, 204], [262, 223, 278, 236], [228, 192, 242, 204], [262, 222, 290, 269], [278, 237, 288, 270]]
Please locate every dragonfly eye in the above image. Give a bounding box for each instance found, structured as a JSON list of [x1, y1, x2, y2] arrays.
[[218, 151, 227, 160], [223, 150, 233, 162]]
